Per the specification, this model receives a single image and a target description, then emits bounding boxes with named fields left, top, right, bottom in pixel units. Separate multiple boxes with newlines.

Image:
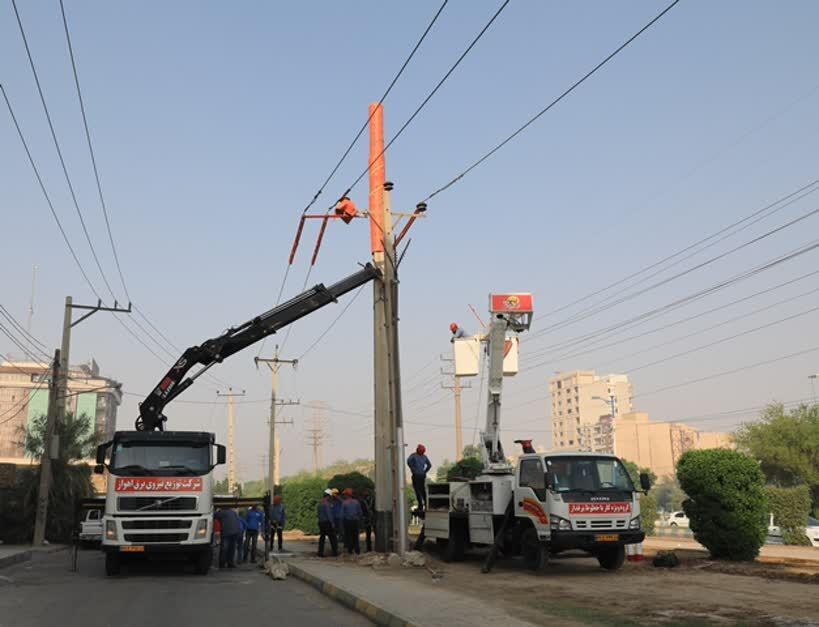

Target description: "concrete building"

left=549, top=370, right=633, bottom=451
left=0, top=359, right=121, bottom=463
left=612, top=411, right=732, bottom=478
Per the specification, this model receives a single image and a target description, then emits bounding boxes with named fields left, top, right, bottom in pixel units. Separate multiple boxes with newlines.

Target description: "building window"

left=567, top=408, right=572, bottom=414
left=556, top=381, right=562, bottom=389
left=569, top=440, right=574, bottom=446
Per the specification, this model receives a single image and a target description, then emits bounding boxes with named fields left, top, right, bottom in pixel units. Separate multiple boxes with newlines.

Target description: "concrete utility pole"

left=305, top=405, right=327, bottom=474
left=32, top=350, right=59, bottom=546
left=441, top=356, right=471, bottom=461
left=217, top=388, right=245, bottom=494
left=254, top=351, right=298, bottom=493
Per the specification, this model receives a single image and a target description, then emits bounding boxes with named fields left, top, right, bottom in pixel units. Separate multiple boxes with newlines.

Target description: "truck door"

left=515, top=458, right=550, bottom=534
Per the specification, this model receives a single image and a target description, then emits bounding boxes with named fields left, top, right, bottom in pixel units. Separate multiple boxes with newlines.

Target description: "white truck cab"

left=96, top=430, right=225, bottom=576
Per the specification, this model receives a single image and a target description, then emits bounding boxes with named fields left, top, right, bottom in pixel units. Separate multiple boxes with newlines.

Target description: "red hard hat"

left=273, top=495, right=282, bottom=504
left=449, top=323, right=458, bottom=333
left=342, top=488, right=353, bottom=497
left=417, top=444, right=426, bottom=455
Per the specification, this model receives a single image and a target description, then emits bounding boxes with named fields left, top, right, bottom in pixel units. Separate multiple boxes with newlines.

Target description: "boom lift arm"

left=135, top=264, right=380, bottom=431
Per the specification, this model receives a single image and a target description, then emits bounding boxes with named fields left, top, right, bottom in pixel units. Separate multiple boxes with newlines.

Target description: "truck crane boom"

left=135, top=263, right=380, bottom=431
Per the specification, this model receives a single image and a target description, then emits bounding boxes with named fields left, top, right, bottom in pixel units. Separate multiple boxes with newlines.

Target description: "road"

left=0, top=549, right=370, bottom=627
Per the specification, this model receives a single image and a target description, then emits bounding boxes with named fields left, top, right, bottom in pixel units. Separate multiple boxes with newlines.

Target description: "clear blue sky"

left=2, top=1, right=818, bottom=479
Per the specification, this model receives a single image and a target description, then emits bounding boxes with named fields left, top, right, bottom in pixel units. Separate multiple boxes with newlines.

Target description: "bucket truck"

left=422, top=294, right=650, bottom=572
left=94, top=264, right=379, bottom=575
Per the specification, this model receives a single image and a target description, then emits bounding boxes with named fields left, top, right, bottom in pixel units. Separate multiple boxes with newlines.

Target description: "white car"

left=767, top=514, right=819, bottom=547
left=804, top=516, right=819, bottom=548
left=79, top=509, right=103, bottom=545
left=668, top=511, right=690, bottom=528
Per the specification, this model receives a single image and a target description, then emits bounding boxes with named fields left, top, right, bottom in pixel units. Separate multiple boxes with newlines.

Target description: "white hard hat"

left=324, top=488, right=333, bottom=496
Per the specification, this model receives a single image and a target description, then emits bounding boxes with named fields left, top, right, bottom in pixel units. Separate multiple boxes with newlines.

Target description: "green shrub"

left=765, top=485, right=811, bottom=546
left=639, top=492, right=658, bottom=536
left=280, top=475, right=327, bottom=535
left=677, top=449, right=767, bottom=561
left=446, top=457, right=483, bottom=482
left=327, top=471, right=374, bottom=497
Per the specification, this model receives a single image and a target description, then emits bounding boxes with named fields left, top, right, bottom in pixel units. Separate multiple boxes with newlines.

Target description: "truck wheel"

left=194, top=548, right=212, bottom=575
left=597, top=546, right=626, bottom=571
left=522, top=528, right=548, bottom=573
left=443, top=525, right=466, bottom=562
left=105, top=552, right=120, bottom=576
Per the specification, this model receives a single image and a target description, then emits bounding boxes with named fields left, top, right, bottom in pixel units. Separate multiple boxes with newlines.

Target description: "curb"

left=0, top=545, right=68, bottom=570
left=287, top=561, right=416, bottom=627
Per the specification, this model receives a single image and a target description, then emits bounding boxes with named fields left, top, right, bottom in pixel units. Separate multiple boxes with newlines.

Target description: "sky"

left=2, top=1, right=819, bottom=482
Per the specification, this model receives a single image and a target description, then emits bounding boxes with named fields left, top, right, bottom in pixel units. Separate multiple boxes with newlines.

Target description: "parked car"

left=804, top=516, right=819, bottom=548
left=79, top=509, right=103, bottom=545
left=668, top=511, right=689, bottom=528
left=767, top=513, right=819, bottom=547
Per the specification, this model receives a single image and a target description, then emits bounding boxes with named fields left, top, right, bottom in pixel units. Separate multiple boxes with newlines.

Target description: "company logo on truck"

left=521, top=497, right=549, bottom=524
left=115, top=477, right=203, bottom=492
left=568, top=502, right=631, bottom=515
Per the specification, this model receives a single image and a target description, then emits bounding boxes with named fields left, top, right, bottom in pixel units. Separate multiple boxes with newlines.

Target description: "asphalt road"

left=0, top=549, right=370, bottom=627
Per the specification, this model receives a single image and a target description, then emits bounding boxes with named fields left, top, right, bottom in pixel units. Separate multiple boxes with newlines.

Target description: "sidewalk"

left=285, top=554, right=534, bottom=627
left=644, top=536, right=819, bottom=564
left=0, top=544, right=67, bottom=570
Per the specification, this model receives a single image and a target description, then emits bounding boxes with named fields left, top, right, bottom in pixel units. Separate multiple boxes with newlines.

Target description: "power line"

left=297, top=285, right=366, bottom=361
left=11, top=0, right=118, bottom=301
left=58, top=0, right=129, bottom=302
left=420, top=0, right=682, bottom=203
left=535, top=178, right=819, bottom=324
left=0, top=305, right=49, bottom=353
left=342, top=0, right=511, bottom=197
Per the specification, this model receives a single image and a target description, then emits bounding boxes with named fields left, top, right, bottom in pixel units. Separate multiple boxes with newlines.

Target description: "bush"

left=639, top=492, right=658, bottom=536
left=327, top=471, right=374, bottom=497
left=280, top=475, right=327, bottom=535
left=677, top=449, right=767, bottom=561
left=446, top=457, right=483, bottom=482
left=765, top=485, right=812, bottom=546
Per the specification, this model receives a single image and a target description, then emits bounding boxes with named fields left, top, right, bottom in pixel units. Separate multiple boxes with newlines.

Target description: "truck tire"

left=443, top=524, right=466, bottom=562
left=105, top=552, right=120, bottom=576
left=522, top=527, right=548, bottom=573
left=597, top=546, right=626, bottom=571
left=194, top=548, right=212, bottom=575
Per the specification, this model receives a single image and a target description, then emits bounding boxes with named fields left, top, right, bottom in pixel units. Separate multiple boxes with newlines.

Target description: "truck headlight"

left=105, top=520, right=117, bottom=540
left=629, top=516, right=641, bottom=530
left=550, top=516, right=571, bottom=531
left=195, top=519, right=208, bottom=539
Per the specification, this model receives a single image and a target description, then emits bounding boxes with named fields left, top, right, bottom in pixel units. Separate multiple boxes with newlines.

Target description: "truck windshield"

left=544, top=456, right=635, bottom=492
left=110, top=443, right=210, bottom=476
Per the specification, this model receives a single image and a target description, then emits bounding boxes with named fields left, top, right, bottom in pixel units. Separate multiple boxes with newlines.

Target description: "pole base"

left=374, top=510, right=394, bottom=553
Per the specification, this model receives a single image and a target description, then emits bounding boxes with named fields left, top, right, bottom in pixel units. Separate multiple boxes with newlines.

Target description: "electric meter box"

left=502, top=337, right=519, bottom=375
left=453, top=336, right=481, bottom=376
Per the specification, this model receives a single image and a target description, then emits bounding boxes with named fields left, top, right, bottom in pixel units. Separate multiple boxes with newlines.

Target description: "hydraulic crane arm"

left=136, top=264, right=380, bottom=431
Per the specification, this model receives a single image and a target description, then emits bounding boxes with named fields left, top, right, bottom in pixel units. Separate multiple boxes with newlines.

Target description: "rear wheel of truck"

left=597, top=546, right=626, bottom=571
left=104, top=552, right=120, bottom=576
left=443, top=524, right=466, bottom=562
left=522, top=527, right=548, bottom=573
left=194, top=548, right=212, bottom=575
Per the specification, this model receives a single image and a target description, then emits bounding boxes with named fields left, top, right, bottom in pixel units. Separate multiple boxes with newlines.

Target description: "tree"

left=677, top=449, right=767, bottom=561
left=735, top=403, right=819, bottom=515
left=446, top=457, right=483, bottom=482
left=461, top=444, right=481, bottom=459
left=653, top=476, right=686, bottom=512
left=17, top=413, right=98, bottom=542
left=435, top=459, right=454, bottom=482
left=327, top=471, right=374, bottom=496
left=280, top=475, right=326, bottom=535
left=620, top=459, right=657, bottom=488
left=620, top=458, right=658, bottom=534
left=765, top=485, right=812, bottom=546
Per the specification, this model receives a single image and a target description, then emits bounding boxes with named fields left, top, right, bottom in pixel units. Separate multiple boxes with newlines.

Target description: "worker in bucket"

left=341, top=488, right=363, bottom=555
left=449, top=322, right=467, bottom=342
left=317, top=488, right=339, bottom=557
left=407, top=444, right=432, bottom=512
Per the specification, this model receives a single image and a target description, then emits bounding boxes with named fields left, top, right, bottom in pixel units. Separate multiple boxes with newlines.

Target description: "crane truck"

left=94, top=264, right=379, bottom=575
left=422, top=293, right=651, bottom=573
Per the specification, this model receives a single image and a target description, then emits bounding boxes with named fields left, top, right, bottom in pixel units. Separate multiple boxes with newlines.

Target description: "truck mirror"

left=94, top=464, right=105, bottom=474
left=545, top=470, right=554, bottom=491
left=216, top=444, right=227, bottom=465
left=95, top=444, right=106, bottom=465
left=639, top=472, right=652, bottom=492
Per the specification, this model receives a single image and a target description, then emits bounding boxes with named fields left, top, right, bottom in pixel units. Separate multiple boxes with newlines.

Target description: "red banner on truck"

left=114, top=477, right=203, bottom=492
left=568, top=502, right=631, bottom=516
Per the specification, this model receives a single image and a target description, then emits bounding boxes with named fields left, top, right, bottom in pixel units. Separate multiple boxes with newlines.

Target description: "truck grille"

left=121, top=520, right=193, bottom=530
left=123, top=533, right=189, bottom=543
left=117, top=497, right=197, bottom=511
left=575, top=519, right=627, bottom=529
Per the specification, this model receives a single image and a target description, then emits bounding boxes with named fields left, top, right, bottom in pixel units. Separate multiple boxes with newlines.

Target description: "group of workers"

left=317, top=487, right=375, bottom=557
left=213, top=496, right=286, bottom=569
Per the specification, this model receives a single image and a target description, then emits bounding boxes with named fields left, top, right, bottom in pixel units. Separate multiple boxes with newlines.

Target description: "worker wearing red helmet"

left=340, top=488, right=363, bottom=555
left=407, top=444, right=432, bottom=512
left=449, top=322, right=466, bottom=342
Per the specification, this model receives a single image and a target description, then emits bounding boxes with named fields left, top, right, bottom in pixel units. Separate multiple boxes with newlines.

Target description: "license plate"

left=120, top=545, right=145, bottom=553
left=594, top=534, right=619, bottom=542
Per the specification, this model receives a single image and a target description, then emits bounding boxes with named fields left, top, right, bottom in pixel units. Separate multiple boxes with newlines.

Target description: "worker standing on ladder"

left=407, top=444, right=432, bottom=512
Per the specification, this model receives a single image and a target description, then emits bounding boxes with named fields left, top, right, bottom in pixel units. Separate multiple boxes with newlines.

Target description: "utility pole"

left=26, top=264, right=37, bottom=335
left=32, top=350, right=59, bottom=546
left=305, top=405, right=327, bottom=474
left=254, top=350, right=298, bottom=493
left=217, top=388, right=245, bottom=495
left=57, top=297, right=131, bottom=451
left=441, top=355, right=471, bottom=461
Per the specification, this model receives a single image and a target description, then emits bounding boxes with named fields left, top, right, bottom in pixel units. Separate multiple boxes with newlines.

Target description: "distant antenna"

left=26, top=265, right=38, bottom=334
